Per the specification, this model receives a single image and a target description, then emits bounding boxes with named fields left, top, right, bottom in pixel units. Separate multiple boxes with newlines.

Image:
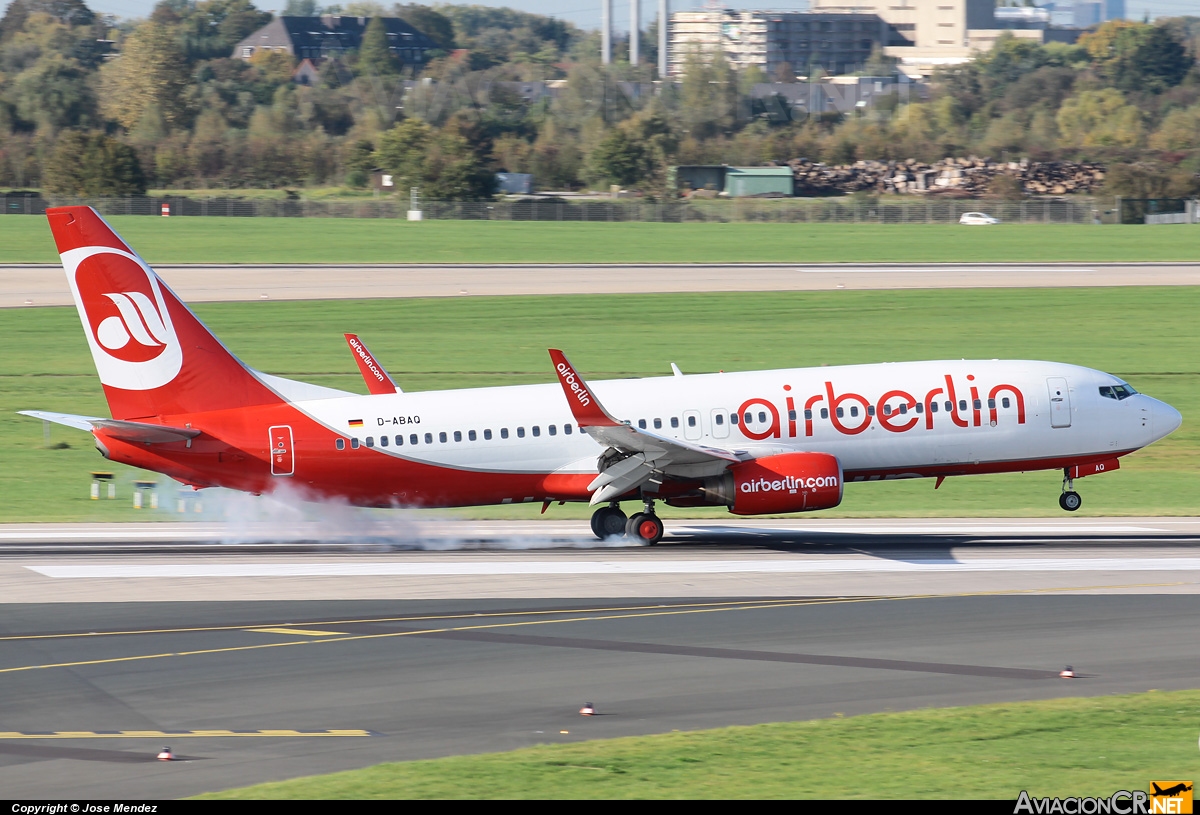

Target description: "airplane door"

left=269, top=425, right=294, bottom=476
left=1047, top=378, right=1071, bottom=428
left=683, top=410, right=702, bottom=440
left=711, top=408, right=729, bottom=439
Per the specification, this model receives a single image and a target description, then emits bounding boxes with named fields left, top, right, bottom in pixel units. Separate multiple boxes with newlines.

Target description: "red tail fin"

left=47, top=206, right=283, bottom=420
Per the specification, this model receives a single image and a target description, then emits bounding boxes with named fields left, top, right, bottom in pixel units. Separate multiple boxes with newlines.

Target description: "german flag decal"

left=348, top=418, right=364, bottom=428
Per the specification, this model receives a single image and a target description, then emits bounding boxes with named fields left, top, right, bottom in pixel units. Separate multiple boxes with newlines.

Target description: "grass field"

left=2, top=287, right=1196, bottom=523
left=197, top=689, right=1200, bottom=799
left=3, top=217, right=1200, bottom=264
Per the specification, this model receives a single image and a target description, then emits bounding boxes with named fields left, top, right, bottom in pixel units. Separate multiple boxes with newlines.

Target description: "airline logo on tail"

left=62, top=246, right=182, bottom=390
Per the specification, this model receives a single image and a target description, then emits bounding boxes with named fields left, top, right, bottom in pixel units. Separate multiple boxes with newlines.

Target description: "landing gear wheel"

left=590, top=506, right=627, bottom=539
left=1059, top=491, right=1082, bottom=512
left=625, top=512, right=664, bottom=545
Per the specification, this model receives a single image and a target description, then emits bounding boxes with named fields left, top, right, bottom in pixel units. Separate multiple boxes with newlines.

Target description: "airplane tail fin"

left=46, top=206, right=284, bottom=420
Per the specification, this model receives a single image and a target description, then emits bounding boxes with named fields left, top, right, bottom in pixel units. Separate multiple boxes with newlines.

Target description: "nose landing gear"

left=1059, top=469, right=1082, bottom=512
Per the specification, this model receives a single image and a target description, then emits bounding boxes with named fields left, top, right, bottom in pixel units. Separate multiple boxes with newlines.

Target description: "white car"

left=959, top=212, right=1000, bottom=225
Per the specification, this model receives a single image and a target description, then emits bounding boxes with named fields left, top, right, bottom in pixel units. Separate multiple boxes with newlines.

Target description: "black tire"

left=626, top=512, right=664, bottom=545
left=591, top=506, right=627, bottom=539
left=1060, top=491, right=1082, bottom=512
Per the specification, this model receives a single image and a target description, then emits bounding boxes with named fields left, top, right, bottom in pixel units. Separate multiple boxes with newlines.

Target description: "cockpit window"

left=1099, top=384, right=1138, bottom=401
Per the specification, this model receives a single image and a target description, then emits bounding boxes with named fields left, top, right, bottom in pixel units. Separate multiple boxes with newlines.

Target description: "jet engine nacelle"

left=702, top=452, right=843, bottom=515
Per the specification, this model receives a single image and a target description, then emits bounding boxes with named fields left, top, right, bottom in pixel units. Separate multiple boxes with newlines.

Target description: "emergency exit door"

left=1047, top=378, right=1072, bottom=428
left=269, top=425, right=294, bottom=476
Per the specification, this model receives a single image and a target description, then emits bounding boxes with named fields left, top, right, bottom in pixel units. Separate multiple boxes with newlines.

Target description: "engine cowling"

left=701, top=452, right=843, bottom=516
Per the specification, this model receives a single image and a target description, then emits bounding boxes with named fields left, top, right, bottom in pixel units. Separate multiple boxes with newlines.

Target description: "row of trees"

left=0, top=0, right=1198, bottom=199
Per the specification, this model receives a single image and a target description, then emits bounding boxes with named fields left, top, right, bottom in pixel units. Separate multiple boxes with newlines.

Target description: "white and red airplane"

left=22, top=207, right=1183, bottom=543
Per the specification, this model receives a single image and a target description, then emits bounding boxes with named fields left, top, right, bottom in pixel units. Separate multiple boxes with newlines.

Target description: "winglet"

left=344, top=334, right=402, bottom=395
left=549, top=349, right=619, bottom=428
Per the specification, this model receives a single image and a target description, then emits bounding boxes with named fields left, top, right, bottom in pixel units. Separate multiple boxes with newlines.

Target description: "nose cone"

left=1154, top=399, right=1183, bottom=440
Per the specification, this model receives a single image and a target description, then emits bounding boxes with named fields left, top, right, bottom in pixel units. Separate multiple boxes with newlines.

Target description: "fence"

left=2, top=194, right=1120, bottom=224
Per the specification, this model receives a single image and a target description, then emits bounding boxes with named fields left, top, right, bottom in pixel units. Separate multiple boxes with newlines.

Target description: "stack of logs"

left=785, top=157, right=1105, bottom=197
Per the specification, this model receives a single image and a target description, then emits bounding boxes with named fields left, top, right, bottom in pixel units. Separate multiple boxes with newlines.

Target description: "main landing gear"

left=590, top=500, right=664, bottom=545
left=1059, top=468, right=1082, bottom=512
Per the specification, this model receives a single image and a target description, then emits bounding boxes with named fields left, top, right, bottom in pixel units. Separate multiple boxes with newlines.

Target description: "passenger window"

left=850, top=406, right=858, bottom=418
left=987, top=398, right=996, bottom=409
left=395, top=435, right=403, bottom=446
left=867, top=405, right=875, bottom=416
left=899, top=404, right=907, bottom=415
left=915, top=403, right=923, bottom=414
left=758, top=411, right=767, bottom=423
left=959, top=400, right=967, bottom=411
left=410, top=434, right=418, bottom=445
left=336, top=438, right=345, bottom=450
left=944, top=401, right=953, bottom=412
left=883, top=405, right=891, bottom=416
left=424, top=433, right=433, bottom=444
left=564, top=424, right=572, bottom=434
left=729, top=414, right=738, bottom=425
left=517, top=427, right=525, bottom=438
left=548, top=425, right=556, bottom=436
left=453, top=431, right=462, bottom=442
left=930, top=402, right=938, bottom=413
left=687, top=415, right=696, bottom=427
left=484, top=429, right=492, bottom=440
left=469, top=430, right=477, bottom=441
left=787, top=410, right=796, bottom=421
left=351, top=438, right=360, bottom=449
left=653, top=418, right=662, bottom=429
left=820, top=408, right=829, bottom=419
left=671, top=417, right=680, bottom=428
left=804, top=409, right=812, bottom=420
left=637, top=419, right=646, bottom=429
left=1002, top=397, right=1011, bottom=408
left=365, top=437, right=374, bottom=447
left=379, top=436, right=388, bottom=447
left=532, top=426, right=540, bottom=437
left=836, top=407, right=844, bottom=418
left=501, top=428, right=509, bottom=439
left=439, top=432, right=447, bottom=443
left=973, top=399, right=982, bottom=410
left=744, top=412, right=752, bottom=424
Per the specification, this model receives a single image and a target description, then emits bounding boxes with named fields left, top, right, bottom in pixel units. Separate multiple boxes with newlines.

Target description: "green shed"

left=724, top=167, right=794, bottom=198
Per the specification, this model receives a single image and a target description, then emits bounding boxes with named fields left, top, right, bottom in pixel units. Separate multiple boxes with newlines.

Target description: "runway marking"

left=0, top=597, right=845, bottom=643
left=26, top=557, right=1200, bottom=578
left=0, top=585, right=1171, bottom=678
left=0, top=730, right=378, bottom=739
left=247, top=628, right=348, bottom=637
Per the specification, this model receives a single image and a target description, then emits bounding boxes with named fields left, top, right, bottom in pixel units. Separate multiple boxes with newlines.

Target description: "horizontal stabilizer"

left=19, top=410, right=200, bottom=444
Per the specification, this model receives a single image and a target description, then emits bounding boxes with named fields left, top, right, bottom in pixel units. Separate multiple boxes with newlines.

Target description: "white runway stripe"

left=26, top=558, right=1200, bottom=579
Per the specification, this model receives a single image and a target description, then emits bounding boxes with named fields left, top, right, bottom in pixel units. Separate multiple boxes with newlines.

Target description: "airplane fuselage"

left=96, top=359, right=1175, bottom=509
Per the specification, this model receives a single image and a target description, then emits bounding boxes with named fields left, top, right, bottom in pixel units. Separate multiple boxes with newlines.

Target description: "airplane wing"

left=344, top=334, right=402, bottom=395
left=19, top=411, right=201, bottom=444
left=548, top=350, right=742, bottom=504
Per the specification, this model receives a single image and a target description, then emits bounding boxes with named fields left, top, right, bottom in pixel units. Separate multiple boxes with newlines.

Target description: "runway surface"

left=4, top=262, right=1200, bottom=307
left=2, top=520, right=1198, bottom=797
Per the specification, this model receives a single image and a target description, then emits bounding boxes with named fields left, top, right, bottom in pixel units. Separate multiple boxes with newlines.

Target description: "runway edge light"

left=1060, top=666, right=1076, bottom=679
left=157, top=746, right=174, bottom=761
left=580, top=702, right=596, bottom=716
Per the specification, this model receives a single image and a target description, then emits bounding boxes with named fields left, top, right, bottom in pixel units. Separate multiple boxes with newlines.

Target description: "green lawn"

left=197, top=689, right=1200, bottom=799
left=3, top=287, right=1196, bottom=523
left=2, top=217, right=1199, bottom=264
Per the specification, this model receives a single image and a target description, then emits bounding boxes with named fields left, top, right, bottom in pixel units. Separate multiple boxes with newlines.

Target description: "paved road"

left=2, top=518, right=1200, bottom=601
left=0, top=592, right=1197, bottom=798
left=4, top=262, right=1200, bottom=307
left=3, top=523, right=1198, bottom=797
